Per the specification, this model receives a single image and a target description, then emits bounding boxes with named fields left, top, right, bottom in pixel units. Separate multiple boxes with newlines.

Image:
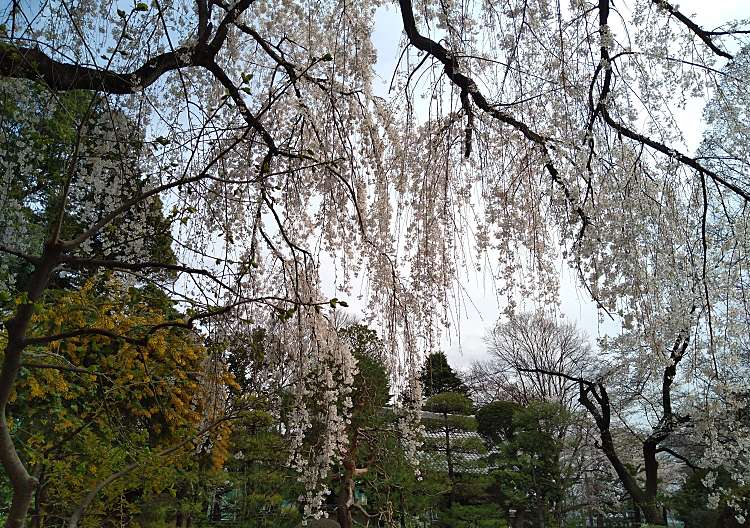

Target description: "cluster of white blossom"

left=283, top=307, right=358, bottom=519
left=395, top=374, right=425, bottom=476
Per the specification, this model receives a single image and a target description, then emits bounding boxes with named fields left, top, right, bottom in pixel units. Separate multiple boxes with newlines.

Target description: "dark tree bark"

left=1, top=243, right=63, bottom=528
left=442, top=411, right=455, bottom=508
left=335, top=459, right=354, bottom=528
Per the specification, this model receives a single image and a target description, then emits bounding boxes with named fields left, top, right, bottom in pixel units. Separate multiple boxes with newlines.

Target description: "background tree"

left=0, top=276, right=229, bottom=527
left=469, top=311, right=590, bottom=408
left=221, top=407, right=302, bottom=528
left=420, top=352, right=469, bottom=398
left=472, top=313, right=603, bottom=523
left=203, top=325, right=302, bottom=528
left=476, top=401, right=570, bottom=528
left=421, top=392, right=477, bottom=508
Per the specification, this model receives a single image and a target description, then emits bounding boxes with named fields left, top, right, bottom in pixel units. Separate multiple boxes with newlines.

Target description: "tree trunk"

left=1, top=243, right=62, bottom=528
left=640, top=503, right=665, bottom=526
left=399, top=489, right=406, bottom=528
left=443, top=412, right=454, bottom=508
left=533, top=500, right=546, bottom=528
left=336, top=461, right=354, bottom=528
left=596, top=420, right=664, bottom=526
left=175, top=512, right=191, bottom=528
left=641, top=442, right=666, bottom=526
left=631, top=500, right=642, bottom=527
left=31, top=470, right=45, bottom=528
left=210, top=490, right=222, bottom=522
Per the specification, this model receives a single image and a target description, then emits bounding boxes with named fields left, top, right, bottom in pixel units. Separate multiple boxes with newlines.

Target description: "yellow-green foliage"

left=5, top=276, right=228, bottom=526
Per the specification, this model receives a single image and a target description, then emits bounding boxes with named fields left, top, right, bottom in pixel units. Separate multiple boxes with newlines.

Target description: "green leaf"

left=242, top=72, right=254, bottom=83
left=241, top=86, right=252, bottom=95
left=117, top=8, right=127, bottom=18
left=155, top=136, right=170, bottom=146
left=135, top=2, right=149, bottom=11
left=321, top=52, right=333, bottom=61
left=338, top=300, right=349, bottom=307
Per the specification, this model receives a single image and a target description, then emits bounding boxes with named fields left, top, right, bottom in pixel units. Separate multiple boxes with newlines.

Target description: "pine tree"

left=419, top=352, right=468, bottom=398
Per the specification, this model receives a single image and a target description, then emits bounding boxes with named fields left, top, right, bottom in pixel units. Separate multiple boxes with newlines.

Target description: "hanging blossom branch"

left=592, top=0, right=750, bottom=203
left=397, top=0, right=591, bottom=233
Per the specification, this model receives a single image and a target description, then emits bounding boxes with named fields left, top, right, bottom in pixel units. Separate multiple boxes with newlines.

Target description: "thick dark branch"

left=652, top=0, right=733, bottom=59
left=21, top=362, right=93, bottom=374
left=196, top=0, right=212, bottom=42
left=231, top=20, right=302, bottom=98
left=213, top=0, right=297, bottom=87
left=24, top=328, right=145, bottom=347
left=460, top=88, right=474, bottom=158
left=0, top=245, right=40, bottom=265
left=209, top=0, right=254, bottom=53
left=0, top=242, right=63, bottom=527
left=398, top=0, right=544, bottom=143
left=398, top=0, right=590, bottom=230
left=518, top=367, right=606, bottom=426
left=705, top=30, right=750, bottom=36
left=23, top=295, right=331, bottom=347
left=0, top=44, right=213, bottom=93
left=204, top=60, right=277, bottom=152
left=601, top=109, right=750, bottom=202
left=662, top=333, right=690, bottom=421
left=592, top=0, right=749, bottom=206
left=517, top=367, right=592, bottom=387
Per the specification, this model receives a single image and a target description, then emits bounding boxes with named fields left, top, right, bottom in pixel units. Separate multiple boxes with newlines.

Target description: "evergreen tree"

left=419, top=352, right=469, bottom=398
left=476, top=401, right=570, bottom=528
left=422, top=392, right=479, bottom=508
